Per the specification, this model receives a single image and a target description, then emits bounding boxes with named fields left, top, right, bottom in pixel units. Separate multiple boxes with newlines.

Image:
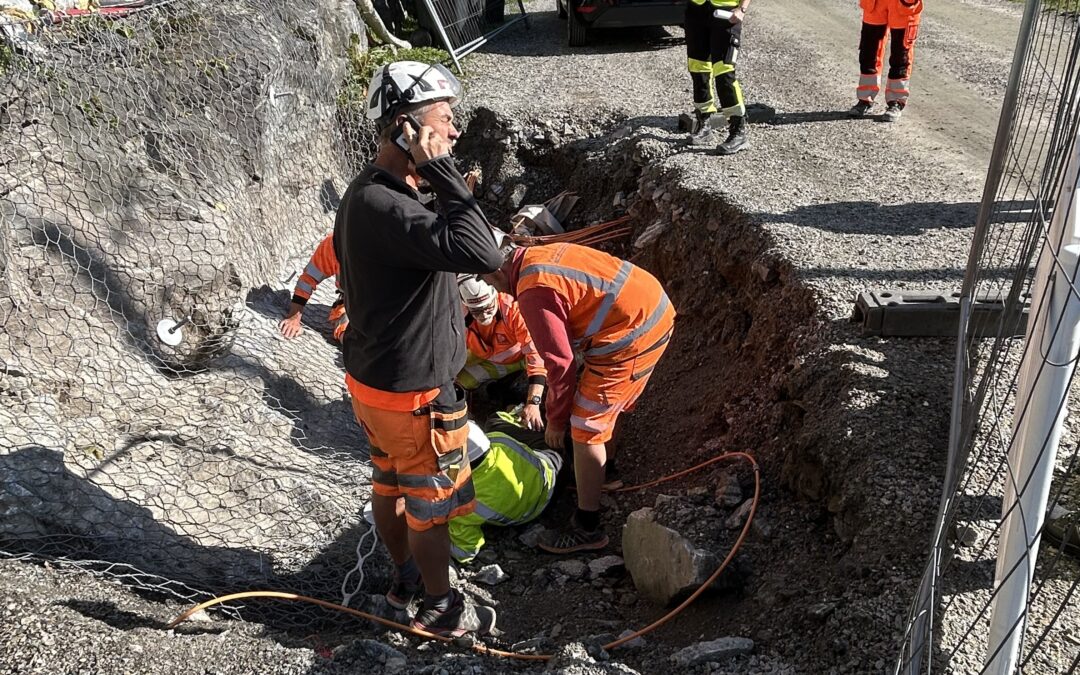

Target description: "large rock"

left=671, top=637, right=755, bottom=666
left=622, top=507, right=720, bottom=606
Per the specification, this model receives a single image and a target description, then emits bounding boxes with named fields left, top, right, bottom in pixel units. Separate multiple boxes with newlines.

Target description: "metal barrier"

left=895, top=1, right=1080, bottom=673
left=418, top=0, right=528, bottom=72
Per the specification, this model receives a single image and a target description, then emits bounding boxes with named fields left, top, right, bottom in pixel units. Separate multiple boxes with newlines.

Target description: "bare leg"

left=408, top=524, right=451, bottom=596
left=573, top=440, right=607, bottom=512
left=372, top=494, right=410, bottom=564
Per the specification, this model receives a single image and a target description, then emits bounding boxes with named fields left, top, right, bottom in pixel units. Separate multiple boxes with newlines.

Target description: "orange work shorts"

left=570, top=328, right=673, bottom=445
left=861, top=0, right=922, bottom=31
left=348, top=377, right=475, bottom=532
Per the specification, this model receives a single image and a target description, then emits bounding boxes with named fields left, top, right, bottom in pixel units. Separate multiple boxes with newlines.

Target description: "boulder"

left=622, top=507, right=720, bottom=605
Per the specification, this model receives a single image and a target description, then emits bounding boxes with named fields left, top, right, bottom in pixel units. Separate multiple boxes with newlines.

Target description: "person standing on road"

left=335, top=61, right=503, bottom=638
left=685, top=0, right=751, bottom=155
left=848, top=0, right=923, bottom=122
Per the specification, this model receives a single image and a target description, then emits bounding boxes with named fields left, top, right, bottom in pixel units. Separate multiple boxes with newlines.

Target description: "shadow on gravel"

left=479, top=9, right=683, bottom=57
left=755, top=200, right=1033, bottom=235
left=60, top=599, right=223, bottom=634
left=767, top=110, right=869, bottom=125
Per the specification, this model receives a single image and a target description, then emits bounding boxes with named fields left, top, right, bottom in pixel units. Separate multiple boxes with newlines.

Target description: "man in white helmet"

left=334, top=61, right=502, bottom=637
left=456, top=275, right=547, bottom=432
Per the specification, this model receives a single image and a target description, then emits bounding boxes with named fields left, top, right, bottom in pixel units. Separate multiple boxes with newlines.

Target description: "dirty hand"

left=521, top=403, right=545, bottom=431
left=545, top=423, right=566, bottom=450
left=730, top=7, right=745, bottom=23
left=405, top=122, right=453, bottom=165
left=278, top=314, right=303, bottom=339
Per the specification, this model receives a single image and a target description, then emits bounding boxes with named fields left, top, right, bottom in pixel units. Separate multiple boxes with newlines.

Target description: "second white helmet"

left=366, top=61, right=462, bottom=127
left=458, top=275, right=499, bottom=325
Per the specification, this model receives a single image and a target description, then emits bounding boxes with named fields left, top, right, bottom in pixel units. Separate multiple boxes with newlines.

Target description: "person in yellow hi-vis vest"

left=685, top=0, right=751, bottom=155
left=449, top=412, right=564, bottom=564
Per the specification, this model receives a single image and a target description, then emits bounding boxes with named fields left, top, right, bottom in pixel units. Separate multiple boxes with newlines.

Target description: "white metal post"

left=985, top=132, right=1080, bottom=674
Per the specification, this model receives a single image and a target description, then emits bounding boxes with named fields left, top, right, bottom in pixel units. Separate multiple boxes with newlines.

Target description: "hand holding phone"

left=393, top=114, right=423, bottom=154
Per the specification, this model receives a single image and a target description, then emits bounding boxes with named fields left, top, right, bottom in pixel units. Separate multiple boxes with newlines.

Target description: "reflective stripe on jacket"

left=515, top=243, right=673, bottom=365
left=449, top=420, right=557, bottom=563
left=292, top=233, right=340, bottom=305
left=465, top=293, right=547, bottom=379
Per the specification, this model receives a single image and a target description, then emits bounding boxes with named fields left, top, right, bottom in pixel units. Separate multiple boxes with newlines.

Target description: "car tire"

left=557, top=0, right=567, bottom=19
left=567, top=3, right=588, bottom=46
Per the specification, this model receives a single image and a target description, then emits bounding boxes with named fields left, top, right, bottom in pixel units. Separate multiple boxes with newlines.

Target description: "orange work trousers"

left=348, top=377, right=475, bottom=532
left=569, top=323, right=674, bottom=446
left=857, top=0, right=922, bottom=107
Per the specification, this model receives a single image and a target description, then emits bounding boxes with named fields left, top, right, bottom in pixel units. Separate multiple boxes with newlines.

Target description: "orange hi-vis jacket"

left=465, top=293, right=547, bottom=381
left=291, top=234, right=340, bottom=305
left=515, top=243, right=673, bottom=365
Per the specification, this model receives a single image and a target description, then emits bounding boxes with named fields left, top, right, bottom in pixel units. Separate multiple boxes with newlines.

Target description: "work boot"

left=715, top=117, right=749, bottom=156
left=537, top=518, right=609, bottom=554
left=411, top=589, right=498, bottom=637
left=385, top=573, right=423, bottom=610
left=847, top=99, right=872, bottom=118
left=881, top=101, right=903, bottom=123
left=689, top=113, right=721, bottom=146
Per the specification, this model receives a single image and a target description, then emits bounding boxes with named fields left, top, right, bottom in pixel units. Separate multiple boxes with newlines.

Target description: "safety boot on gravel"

left=716, top=117, right=749, bottom=156
left=689, top=113, right=722, bottom=146
left=537, top=520, right=609, bottom=554
left=881, top=102, right=903, bottom=123
left=411, top=589, right=497, bottom=638
left=385, top=574, right=423, bottom=610
left=847, top=100, right=873, bottom=118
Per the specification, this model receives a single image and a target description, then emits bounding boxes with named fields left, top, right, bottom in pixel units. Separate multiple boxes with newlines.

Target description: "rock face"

left=0, top=0, right=377, bottom=602
left=622, top=507, right=720, bottom=606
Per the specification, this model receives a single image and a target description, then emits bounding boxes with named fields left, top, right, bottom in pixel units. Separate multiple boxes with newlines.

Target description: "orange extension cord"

left=167, top=452, right=760, bottom=662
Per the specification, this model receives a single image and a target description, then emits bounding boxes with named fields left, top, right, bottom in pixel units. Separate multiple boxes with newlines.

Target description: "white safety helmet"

left=458, top=275, right=499, bottom=325
left=366, top=61, right=462, bottom=128
left=466, top=420, right=491, bottom=465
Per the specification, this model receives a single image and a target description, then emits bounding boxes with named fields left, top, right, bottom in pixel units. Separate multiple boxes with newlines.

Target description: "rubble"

left=552, top=559, right=589, bottom=580
left=670, top=637, right=755, bottom=666
left=588, top=555, right=625, bottom=580
left=473, top=564, right=509, bottom=586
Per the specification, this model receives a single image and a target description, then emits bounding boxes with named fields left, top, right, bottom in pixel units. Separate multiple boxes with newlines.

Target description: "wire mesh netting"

left=0, top=0, right=389, bottom=626
left=897, top=1, right=1080, bottom=672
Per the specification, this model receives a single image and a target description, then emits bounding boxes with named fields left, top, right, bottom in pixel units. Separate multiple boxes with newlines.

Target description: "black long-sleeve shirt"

left=334, top=155, right=503, bottom=393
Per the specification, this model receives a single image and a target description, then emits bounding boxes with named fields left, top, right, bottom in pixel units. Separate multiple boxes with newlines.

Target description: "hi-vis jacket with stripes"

left=449, top=413, right=558, bottom=563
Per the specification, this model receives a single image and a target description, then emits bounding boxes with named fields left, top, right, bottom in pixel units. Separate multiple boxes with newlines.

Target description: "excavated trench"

left=397, top=108, right=865, bottom=670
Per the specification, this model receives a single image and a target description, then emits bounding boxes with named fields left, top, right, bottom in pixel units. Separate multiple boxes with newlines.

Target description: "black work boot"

left=716, top=116, right=749, bottom=156
left=847, top=99, right=873, bottom=118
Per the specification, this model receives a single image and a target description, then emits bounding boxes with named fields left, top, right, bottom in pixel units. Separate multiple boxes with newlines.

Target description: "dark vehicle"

left=557, top=0, right=684, bottom=47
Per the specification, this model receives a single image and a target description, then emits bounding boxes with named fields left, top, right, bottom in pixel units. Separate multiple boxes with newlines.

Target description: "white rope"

left=340, top=524, right=380, bottom=608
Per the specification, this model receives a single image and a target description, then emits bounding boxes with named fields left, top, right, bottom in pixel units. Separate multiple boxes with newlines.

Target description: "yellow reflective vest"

left=449, top=414, right=557, bottom=563
left=689, top=0, right=740, bottom=7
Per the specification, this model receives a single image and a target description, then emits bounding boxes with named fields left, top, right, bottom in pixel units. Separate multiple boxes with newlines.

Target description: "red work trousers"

left=856, top=0, right=922, bottom=107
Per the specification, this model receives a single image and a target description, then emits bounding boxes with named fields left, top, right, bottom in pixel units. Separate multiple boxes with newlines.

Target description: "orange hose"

left=167, top=452, right=759, bottom=662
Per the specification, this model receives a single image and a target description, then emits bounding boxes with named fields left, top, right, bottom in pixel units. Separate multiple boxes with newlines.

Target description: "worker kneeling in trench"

left=456, top=275, right=547, bottom=432
left=449, top=411, right=564, bottom=564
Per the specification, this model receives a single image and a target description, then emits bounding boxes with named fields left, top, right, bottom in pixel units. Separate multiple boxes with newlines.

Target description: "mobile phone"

left=392, top=114, right=424, bottom=155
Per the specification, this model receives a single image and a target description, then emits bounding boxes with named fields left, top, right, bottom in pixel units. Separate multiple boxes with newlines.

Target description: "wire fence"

left=0, top=0, right=388, bottom=628
left=897, top=1, right=1080, bottom=672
